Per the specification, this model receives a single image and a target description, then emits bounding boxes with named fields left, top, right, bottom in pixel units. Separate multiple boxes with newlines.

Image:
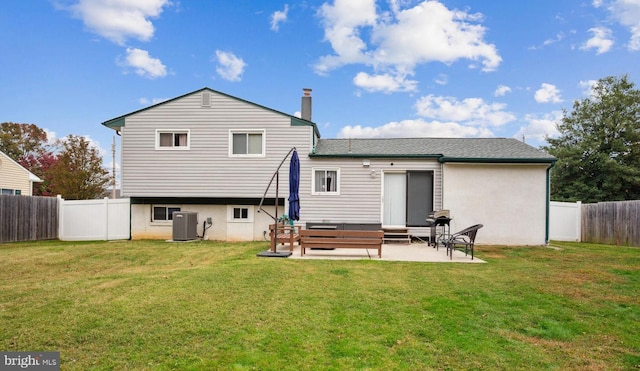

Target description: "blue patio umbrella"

left=288, top=150, right=300, bottom=221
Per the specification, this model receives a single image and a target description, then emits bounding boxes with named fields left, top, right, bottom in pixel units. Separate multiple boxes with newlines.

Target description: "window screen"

left=232, top=132, right=263, bottom=155
left=314, top=170, right=338, bottom=193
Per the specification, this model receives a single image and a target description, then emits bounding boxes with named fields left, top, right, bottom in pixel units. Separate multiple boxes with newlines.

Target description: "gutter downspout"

left=545, top=162, right=555, bottom=245
left=440, top=161, right=445, bottom=211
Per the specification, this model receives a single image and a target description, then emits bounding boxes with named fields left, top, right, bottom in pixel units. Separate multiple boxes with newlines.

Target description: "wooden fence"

left=582, top=200, right=640, bottom=247
left=0, top=195, right=59, bottom=243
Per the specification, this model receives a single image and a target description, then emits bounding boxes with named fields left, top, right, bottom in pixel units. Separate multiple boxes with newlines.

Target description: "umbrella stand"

left=257, top=147, right=297, bottom=258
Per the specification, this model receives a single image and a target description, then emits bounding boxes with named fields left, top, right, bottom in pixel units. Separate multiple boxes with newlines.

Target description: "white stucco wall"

left=131, top=204, right=275, bottom=241
left=442, top=163, right=550, bottom=245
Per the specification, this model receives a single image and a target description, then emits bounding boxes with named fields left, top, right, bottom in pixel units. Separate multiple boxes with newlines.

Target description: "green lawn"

left=0, top=240, right=638, bottom=370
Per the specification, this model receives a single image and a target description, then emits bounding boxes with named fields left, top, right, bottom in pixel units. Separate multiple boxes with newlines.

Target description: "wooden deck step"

left=383, top=232, right=411, bottom=244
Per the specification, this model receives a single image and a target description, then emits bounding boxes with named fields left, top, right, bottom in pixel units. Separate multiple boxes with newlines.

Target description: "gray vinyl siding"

left=120, top=90, right=312, bottom=198
left=300, top=158, right=442, bottom=224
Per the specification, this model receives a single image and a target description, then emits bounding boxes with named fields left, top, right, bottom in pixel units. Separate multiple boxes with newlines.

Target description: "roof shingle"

left=312, top=138, right=556, bottom=163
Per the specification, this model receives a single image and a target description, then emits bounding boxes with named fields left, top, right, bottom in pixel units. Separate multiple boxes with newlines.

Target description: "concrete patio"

left=272, top=242, right=486, bottom=263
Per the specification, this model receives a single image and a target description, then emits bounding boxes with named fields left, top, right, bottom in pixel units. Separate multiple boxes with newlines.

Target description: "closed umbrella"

left=288, top=150, right=300, bottom=221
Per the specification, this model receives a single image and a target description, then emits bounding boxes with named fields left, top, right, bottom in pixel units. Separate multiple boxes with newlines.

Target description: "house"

left=0, top=150, right=43, bottom=196
left=306, top=138, right=556, bottom=245
left=102, top=87, right=556, bottom=245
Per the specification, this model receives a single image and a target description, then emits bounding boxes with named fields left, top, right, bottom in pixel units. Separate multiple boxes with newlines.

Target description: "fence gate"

left=549, top=201, right=582, bottom=241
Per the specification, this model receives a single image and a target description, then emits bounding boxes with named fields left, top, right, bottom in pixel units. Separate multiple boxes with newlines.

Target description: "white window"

left=156, top=130, right=190, bottom=150
left=227, top=205, right=254, bottom=222
left=229, top=130, right=265, bottom=157
left=234, top=207, right=248, bottom=220
left=1, top=188, right=20, bottom=195
left=152, top=206, right=181, bottom=222
left=312, top=168, right=340, bottom=195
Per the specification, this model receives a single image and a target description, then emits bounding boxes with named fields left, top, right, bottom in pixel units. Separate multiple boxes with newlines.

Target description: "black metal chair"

left=445, top=224, right=483, bottom=260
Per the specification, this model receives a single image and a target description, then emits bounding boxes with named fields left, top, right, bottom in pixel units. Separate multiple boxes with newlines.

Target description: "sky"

left=1, top=0, right=639, bottom=172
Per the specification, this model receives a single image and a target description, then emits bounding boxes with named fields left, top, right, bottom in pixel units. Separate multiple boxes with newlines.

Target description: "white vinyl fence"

left=59, top=197, right=130, bottom=241
left=549, top=201, right=582, bottom=242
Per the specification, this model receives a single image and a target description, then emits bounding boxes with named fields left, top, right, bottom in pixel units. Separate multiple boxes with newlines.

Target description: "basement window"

left=227, top=205, right=254, bottom=222
left=152, top=206, right=181, bottom=221
left=234, top=207, right=248, bottom=219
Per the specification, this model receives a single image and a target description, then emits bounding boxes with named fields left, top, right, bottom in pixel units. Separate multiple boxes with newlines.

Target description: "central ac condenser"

left=172, top=211, right=198, bottom=241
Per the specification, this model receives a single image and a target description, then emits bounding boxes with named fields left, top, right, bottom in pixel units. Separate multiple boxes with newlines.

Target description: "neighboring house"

left=0, top=150, right=43, bottom=196
left=102, top=87, right=556, bottom=245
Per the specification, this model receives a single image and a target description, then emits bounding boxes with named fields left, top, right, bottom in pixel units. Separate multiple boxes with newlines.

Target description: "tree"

left=49, top=135, right=110, bottom=200
left=0, top=122, right=58, bottom=195
left=0, top=122, right=49, bottom=163
left=19, top=151, right=59, bottom=196
left=544, top=75, right=640, bottom=202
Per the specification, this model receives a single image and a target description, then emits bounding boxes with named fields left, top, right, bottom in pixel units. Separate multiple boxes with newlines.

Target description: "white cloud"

left=370, top=1, right=501, bottom=71
left=534, top=83, right=563, bottom=103
left=65, top=0, right=171, bottom=45
left=514, top=111, right=563, bottom=143
left=579, top=80, right=598, bottom=96
left=120, top=48, right=167, bottom=79
left=337, top=119, right=494, bottom=138
left=270, top=4, right=289, bottom=31
left=315, top=0, right=501, bottom=92
left=528, top=32, right=565, bottom=51
left=543, top=32, right=565, bottom=46
left=315, top=0, right=377, bottom=74
left=214, top=50, right=247, bottom=82
left=414, top=95, right=516, bottom=126
left=353, top=71, right=418, bottom=93
left=580, top=27, right=614, bottom=54
left=139, top=97, right=168, bottom=105
left=494, top=84, right=512, bottom=97
left=601, top=0, right=640, bottom=51
left=434, top=74, right=448, bottom=85
left=43, top=128, right=58, bottom=146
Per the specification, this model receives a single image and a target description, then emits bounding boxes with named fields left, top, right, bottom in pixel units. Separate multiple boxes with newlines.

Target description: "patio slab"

left=274, top=242, right=485, bottom=263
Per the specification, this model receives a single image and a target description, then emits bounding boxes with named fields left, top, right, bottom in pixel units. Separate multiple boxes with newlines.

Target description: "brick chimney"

left=301, top=88, right=312, bottom=121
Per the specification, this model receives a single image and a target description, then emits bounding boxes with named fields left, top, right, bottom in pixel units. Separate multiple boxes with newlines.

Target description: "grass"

left=0, top=239, right=638, bottom=370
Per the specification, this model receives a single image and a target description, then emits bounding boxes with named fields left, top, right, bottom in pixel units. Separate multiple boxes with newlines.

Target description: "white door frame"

left=382, top=171, right=406, bottom=227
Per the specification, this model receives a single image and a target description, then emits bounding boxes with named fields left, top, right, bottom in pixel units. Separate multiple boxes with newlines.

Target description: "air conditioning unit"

left=172, top=211, right=198, bottom=241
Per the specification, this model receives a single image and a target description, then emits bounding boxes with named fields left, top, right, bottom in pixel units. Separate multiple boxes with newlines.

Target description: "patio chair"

left=445, top=224, right=483, bottom=260
left=269, top=223, right=300, bottom=252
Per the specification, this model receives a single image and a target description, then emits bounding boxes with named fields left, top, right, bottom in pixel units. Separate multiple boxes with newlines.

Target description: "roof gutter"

left=308, top=153, right=443, bottom=159
left=308, top=154, right=558, bottom=164
left=103, top=117, right=125, bottom=129
left=439, top=157, right=557, bottom=164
